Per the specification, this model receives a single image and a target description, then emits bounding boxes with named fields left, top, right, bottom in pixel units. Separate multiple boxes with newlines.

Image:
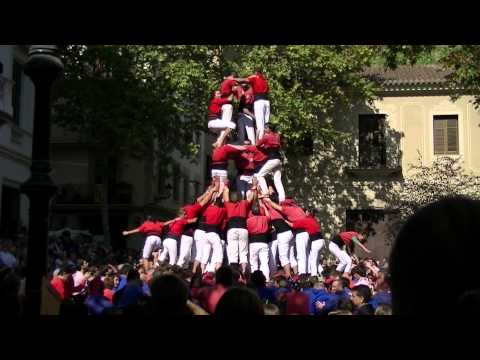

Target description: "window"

left=433, top=115, right=458, bottom=155
left=12, top=59, right=23, bottom=126
left=358, top=114, right=386, bottom=168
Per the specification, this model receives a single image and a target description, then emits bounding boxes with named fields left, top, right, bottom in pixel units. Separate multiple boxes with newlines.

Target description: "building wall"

left=0, top=45, right=35, bottom=234
left=285, top=93, right=480, bottom=260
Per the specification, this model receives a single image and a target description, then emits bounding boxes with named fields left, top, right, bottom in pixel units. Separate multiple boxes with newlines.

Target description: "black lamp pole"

left=21, top=45, right=64, bottom=316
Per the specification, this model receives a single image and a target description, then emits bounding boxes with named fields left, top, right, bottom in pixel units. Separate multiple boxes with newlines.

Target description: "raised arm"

left=353, top=237, right=371, bottom=254
left=233, top=77, right=249, bottom=83
left=259, top=201, right=270, bottom=219
left=122, top=228, right=140, bottom=236
left=223, top=184, right=230, bottom=203
left=198, top=186, right=216, bottom=207
left=264, top=197, right=283, bottom=212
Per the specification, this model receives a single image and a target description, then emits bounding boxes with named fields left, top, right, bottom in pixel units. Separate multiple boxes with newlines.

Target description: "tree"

left=52, top=45, right=438, bottom=244
left=388, top=156, right=480, bottom=240
left=53, top=45, right=223, bottom=244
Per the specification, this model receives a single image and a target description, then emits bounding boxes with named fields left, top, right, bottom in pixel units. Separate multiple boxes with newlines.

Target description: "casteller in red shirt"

left=247, top=214, right=270, bottom=236
left=245, top=145, right=267, bottom=166
left=167, top=218, right=189, bottom=238
left=211, top=145, right=244, bottom=165
left=338, top=231, right=361, bottom=247
left=234, top=149, right=256, bottom=174
left=279, top=200, right=306, bottom=223
left=247, top=72, right=269, bottom=95
left=138, top=220, right=163, bottom=236
left=291, top=215, right=321, bottom=236
left=203, top=204, right=226, bottom=227
left=220, top=78, right=238, bottom=97
left=225, top=200, right=250, bottom=219
left=208, top=96, right=232, bottom=120
left=256, top=132, right=281, bottom=151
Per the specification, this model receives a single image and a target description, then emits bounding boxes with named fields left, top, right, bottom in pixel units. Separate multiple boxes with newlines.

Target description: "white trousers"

left=193, top=229, right=206, bottom=262
left=142, top=235, right=162, bottom=259
left=208, top=118, right=236, bottom=133
left=295, top=232, right=310, bottom=275
left=226, top=228, right=249, bottom=264
left=176, top=235, right=193, bottom=267
left=277, top=230, right=294, bottom=267
left=221, top=104, right=233, bottom=123
left=203, top=232, right=223, bottom=265
left=249, top=242, right=270, bottom=281
left=269, top=238, right=278, bottom=274
left=256, top=159, right=285, bottom=202
left=254, top=99, right=270, bottom=139
left=328, top=242, right=353, bottom=273
left=308, top=239, right=325, bottom=276
left=161, top=238, right=178, bottom=266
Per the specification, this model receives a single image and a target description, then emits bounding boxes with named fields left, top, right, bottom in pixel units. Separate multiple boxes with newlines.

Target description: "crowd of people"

left=3, top=68, right=480, bottom=316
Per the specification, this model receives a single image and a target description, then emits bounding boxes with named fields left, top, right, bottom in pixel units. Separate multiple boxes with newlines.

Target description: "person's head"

left=224, top=70, right=236, bottom=79
left=264, top=303, right=280, bottom=315
left=127, top=269, right=140, bottom=283
left=276, top=276, right=288, bottom=289
left=375, top=304, right=392, bottom=315
left=264, top=123, right=277, bottom=134
left=103, top=276, right=115, bottom=290
left=229, top=191, right=240, bottom=203
left=243, top=139, right=251, bottom=146
left=215, top=266, right=234, bottom=288
left=215, top=287, right=265, bottom=316
left=351, top=265, right=367, bottom=279
left=177, top=208, right=186, bottom=218
left=250, top=270, right=267, bottom=288
left=213, top=90, right=221, bottom=98
left=145, top=215, right=153, bottom=222
left=357, top=233, right=367, bottom=244
left=251, top=202, right=261, bottom=216
left=150, top=274, right=189, bottom=315
left=390, top=197, right=480, bottom=315
left=329, top=270, right=341, bottom=282
left=336, top=297, right=354, bottom=313
left=351, top=285, right=372, bottom=308
left=331, top=279, right=344, bottom=293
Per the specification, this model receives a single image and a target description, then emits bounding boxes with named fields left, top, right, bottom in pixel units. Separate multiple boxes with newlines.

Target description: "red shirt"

left=241, top=87, right=255, bottom=105
left=138, top=221, right=164, bottom=235
left=203, top=204, right=226, bottom=226
left=220, top=78, right=237, bottom=97
left=168, top=218, right=189, bottom=237
left=245, top=145, right=267, bottom=165
left=224, top=200, right=250, bottom=219
left=285, top=292, right=310, bottom=315
left=247, top=73, right=269, bottom=94
left=247, top=215, right=270, bottom=235
left=50, top=277, right=65, bottom=300
left=208, top=97, right=231, bottom=119
left=264, top=202, right=285, bottom=221
left=257, top=132, right=281, bottom=151
left=103, top=288, right=114, bottom=303
left=234, top=150, right=256, bottom=172
left=291, top=215, right=321, bottom=235
left=183, top=202, right=203, bottom=219
left=232, top=85, right=244, bottom=101
left=212, top=145, right=243, bottom=164
left=339, top=231, right=360, bottom=246
left=206, top=285, right=227, bottom=314
left=279, top=202, right=306, bottom=222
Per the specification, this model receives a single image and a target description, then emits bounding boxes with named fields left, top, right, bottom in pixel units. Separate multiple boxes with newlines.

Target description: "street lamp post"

left=21, top=45, right=64, bottom=316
